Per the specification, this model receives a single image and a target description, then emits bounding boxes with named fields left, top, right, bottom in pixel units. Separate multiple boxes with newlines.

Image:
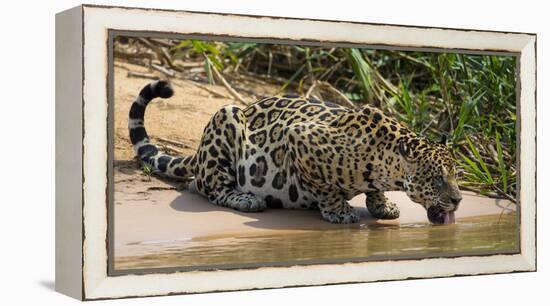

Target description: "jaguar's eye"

left=433, top=175, right=444, bottom=187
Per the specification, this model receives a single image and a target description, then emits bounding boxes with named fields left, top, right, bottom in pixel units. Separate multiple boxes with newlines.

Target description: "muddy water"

left=115, top=213, right=518, bottom=271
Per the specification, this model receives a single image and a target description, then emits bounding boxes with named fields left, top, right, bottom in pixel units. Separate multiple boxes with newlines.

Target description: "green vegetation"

left=141, top=163, right=154, bottom=181
left=116, top=37, right=517, bottom=201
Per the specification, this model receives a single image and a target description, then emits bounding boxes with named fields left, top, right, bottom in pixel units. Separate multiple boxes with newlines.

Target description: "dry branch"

left=114, top=50, right=153, bottom=60
left=173, top=61, right=204, bottom=69
left=137, top=37, right=176, bottom=69
left=183, top=80, right=231, bottom=99
left=189, top=74, right=260, bottom=98
left=209, top=62, right=249, bottom=105
left=156, top=137, right=196, bottom=149
left=158, top=143, right=184, bottom=155
left=151, top=63, right=176, bottom=77
left=459, top=185, right=517, bottom=203
left=149, top=38, right=176, bottom=48
left=127, top=71, right=158, bottom=80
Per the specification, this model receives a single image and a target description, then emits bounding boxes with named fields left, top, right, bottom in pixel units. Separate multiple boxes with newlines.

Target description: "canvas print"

left=111, top=35, right=518, bottom=272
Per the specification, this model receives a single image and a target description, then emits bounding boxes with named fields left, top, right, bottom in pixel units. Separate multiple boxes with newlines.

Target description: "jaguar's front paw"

left=366, top=199, right=400, bottom=220
left=321, top=206, right=360, bottom=224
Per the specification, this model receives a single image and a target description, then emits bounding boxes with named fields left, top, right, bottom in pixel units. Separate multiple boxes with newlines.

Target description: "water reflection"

left=115, top=213, right=517, bottom=271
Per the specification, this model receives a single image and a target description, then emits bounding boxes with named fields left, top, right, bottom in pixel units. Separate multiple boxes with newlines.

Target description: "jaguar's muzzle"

left=427, top=204, right=458, bottom=225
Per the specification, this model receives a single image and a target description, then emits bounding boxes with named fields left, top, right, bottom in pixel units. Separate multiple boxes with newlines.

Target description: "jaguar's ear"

left=439, top=134, right=448, bottom=145
left=398, top=140, right=416, bottom=163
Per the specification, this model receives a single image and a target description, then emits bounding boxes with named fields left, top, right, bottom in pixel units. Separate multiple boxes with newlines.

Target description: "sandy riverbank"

left=112, top=59, right=516, bottom=263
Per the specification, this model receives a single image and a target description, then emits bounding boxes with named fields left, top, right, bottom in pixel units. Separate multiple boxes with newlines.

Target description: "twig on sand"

left=151, top=63, right=176, bottom=77
left=156, top=137, right=195, bottom=150
left=147, top=186, right=177, bottom=191
left=491, top=185, right=517, bottom=203
left=183, top=80, right=231, bottom=99
left=137, top=37, right=176, bottom=69
left=114, top=50, right=154, bottom=68
left=213, top=68, right=249, bottom=105
left=187, top=74, right=260, bottom=98
left=459, top=185, right=516, bottom=203
left=205, top=57, right=249, bottom=105
left=127, top=71, right=158, bottom=80
left=174, top=61, right=204, bottom=69
left=114, top=50, right=154, bottom=61
left=158, top=143, right=185, bottom=155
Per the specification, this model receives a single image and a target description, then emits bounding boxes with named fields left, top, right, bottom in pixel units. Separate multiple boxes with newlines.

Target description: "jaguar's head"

left=398, top=135, right=462, bottom=224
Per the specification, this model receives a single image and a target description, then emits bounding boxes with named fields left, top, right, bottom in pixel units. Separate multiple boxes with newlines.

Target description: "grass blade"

left=465, top=136, right=494, bottom=185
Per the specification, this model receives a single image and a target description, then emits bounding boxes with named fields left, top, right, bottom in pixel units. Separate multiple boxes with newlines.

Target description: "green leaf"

left=207, top=54, right=224, bottom=70
left=495, top=132, right=508, bottom=193
left=204, top=58, right=213, bottom=84
left=344, top=48, right=373, bottom=101
left=458, top=152, right=485, bottom=181
left=465, top=136, right=494, bottom=184
left=171, top=40, right=192, bottom=51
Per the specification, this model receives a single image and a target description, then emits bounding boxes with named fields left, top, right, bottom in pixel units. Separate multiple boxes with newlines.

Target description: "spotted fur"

left=129, top=81, right=462, bottom=224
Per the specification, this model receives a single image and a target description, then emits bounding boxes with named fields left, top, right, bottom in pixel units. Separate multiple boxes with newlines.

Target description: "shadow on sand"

left=169, top=191, right=375, bottom=232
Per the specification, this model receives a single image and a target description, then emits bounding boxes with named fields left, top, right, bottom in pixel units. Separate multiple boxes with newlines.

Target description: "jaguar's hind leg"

left=194, top=105, right=267, bottom=212
left=365, top=191, right=400, bottom=219
left=208, top=188, right=266, bottom=212
left=191, top=169, right=266, bottom=212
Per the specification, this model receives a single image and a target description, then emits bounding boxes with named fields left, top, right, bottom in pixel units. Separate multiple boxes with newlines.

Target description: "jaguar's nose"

left=450, top=195, right=462, bottom=205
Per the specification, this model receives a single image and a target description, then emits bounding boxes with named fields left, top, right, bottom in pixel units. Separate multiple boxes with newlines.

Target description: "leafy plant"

left=141, top=163, right=154, bottom=181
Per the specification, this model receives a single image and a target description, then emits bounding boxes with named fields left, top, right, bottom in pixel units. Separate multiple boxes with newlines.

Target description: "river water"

left=115, top=213, right=518, bottom=271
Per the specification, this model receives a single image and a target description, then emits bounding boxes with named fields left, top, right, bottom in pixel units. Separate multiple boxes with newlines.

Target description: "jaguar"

left=128, top=80, right=462, bottom=224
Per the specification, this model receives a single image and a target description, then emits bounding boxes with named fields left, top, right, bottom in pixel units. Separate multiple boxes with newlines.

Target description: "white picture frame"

left=55, top=4, right=536, bottom=300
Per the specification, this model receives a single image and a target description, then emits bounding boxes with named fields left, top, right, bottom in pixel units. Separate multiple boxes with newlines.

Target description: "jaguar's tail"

left=128, top=80, right=195, bottom=179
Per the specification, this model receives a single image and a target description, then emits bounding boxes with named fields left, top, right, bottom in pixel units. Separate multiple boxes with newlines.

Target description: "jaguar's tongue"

left=443, top=211, right=456, bottom=224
